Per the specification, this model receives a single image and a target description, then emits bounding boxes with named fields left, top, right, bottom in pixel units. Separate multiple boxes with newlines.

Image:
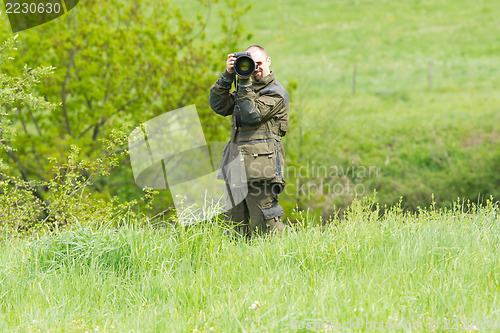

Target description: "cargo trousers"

left=223, top=181, right=285, bottom=237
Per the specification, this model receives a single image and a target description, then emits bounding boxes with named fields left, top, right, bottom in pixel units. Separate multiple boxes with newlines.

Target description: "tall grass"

left=1, top=197, right=499, bottom=332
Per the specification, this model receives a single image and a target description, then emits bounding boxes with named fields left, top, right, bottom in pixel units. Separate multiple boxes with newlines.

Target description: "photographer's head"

left=245, top=45, right=271, bottom=82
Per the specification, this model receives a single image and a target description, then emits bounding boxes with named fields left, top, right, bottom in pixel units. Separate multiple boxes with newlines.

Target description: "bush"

left=0, top=36, right=155, bottom=236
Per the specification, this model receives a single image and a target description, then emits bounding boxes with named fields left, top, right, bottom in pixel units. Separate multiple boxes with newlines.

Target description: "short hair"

left=245, top=45, right=268, bottom=58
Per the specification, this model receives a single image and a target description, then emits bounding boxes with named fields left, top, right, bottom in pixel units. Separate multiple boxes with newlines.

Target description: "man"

left=209, top=45, right=290, bottom=236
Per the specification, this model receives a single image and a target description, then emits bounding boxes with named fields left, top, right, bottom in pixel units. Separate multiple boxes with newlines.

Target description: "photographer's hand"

left=226, top=53, right=237, bottom=74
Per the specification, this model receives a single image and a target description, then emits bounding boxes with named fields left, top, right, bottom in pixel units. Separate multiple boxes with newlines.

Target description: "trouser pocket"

left=239, top=141, right=276, bottom=181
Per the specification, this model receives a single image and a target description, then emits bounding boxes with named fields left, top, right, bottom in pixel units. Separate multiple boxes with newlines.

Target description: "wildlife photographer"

left=209, top=45, right=290, bottom=237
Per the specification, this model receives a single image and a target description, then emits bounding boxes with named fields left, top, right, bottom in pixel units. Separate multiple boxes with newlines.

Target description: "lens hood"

left=233, top=52, right=257, bottom=78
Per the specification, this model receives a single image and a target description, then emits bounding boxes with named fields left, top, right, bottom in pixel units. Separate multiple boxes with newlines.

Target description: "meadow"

left=2, top=0, right=500, bottom=331
left=1, top=197, right=499, bottom=332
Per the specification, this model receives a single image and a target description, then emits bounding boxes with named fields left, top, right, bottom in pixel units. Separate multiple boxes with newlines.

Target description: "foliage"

left=0, top=0, right=251, bottom=208
left=0, top=37, right=156, bottom=234
left=0, top=35, right=56, bottom=165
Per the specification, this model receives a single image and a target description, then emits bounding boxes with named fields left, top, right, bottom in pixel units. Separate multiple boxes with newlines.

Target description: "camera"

left=233, top=52, right=258, bottom=78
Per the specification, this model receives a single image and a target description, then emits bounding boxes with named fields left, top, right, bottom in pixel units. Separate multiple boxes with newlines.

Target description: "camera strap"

left=234, top=77, right=242, bottom=128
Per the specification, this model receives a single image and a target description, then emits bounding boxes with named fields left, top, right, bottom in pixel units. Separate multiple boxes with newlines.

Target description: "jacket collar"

left=253, top=71, right=275, bottom=91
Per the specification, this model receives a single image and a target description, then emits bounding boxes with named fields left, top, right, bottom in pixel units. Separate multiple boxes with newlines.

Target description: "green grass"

left=2, top=4, right=500, bottom=329
left=1, top=198, right=499, bottom=332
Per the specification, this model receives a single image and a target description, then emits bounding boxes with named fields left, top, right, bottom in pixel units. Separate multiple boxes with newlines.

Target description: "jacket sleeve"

left=235, top=78, right=285, bottom=125
left=209, top=70, right=235, bottom=117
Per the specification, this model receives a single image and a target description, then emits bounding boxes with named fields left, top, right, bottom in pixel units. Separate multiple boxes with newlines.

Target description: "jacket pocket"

left=239, top=141, right=276, bottom=181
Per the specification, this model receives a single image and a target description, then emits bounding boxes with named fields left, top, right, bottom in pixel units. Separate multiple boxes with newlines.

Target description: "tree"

left=1, top=35, right=158, bottom=232
left=0, top=0, right=251, bottom=209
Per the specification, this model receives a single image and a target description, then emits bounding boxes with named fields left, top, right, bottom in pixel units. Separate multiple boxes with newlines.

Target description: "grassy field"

left=2, top=1, right=500, bottom=331
left=0, top=197, right=499, bottom=332
left=179, top=0, right=500, bottom=216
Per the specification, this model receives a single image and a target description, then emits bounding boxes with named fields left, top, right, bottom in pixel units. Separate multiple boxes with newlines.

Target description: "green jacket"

left=209, top=70, right=290, bottom=184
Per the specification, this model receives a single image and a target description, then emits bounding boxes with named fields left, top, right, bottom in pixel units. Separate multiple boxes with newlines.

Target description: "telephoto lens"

left=233, top=52, right=258, bottom=78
